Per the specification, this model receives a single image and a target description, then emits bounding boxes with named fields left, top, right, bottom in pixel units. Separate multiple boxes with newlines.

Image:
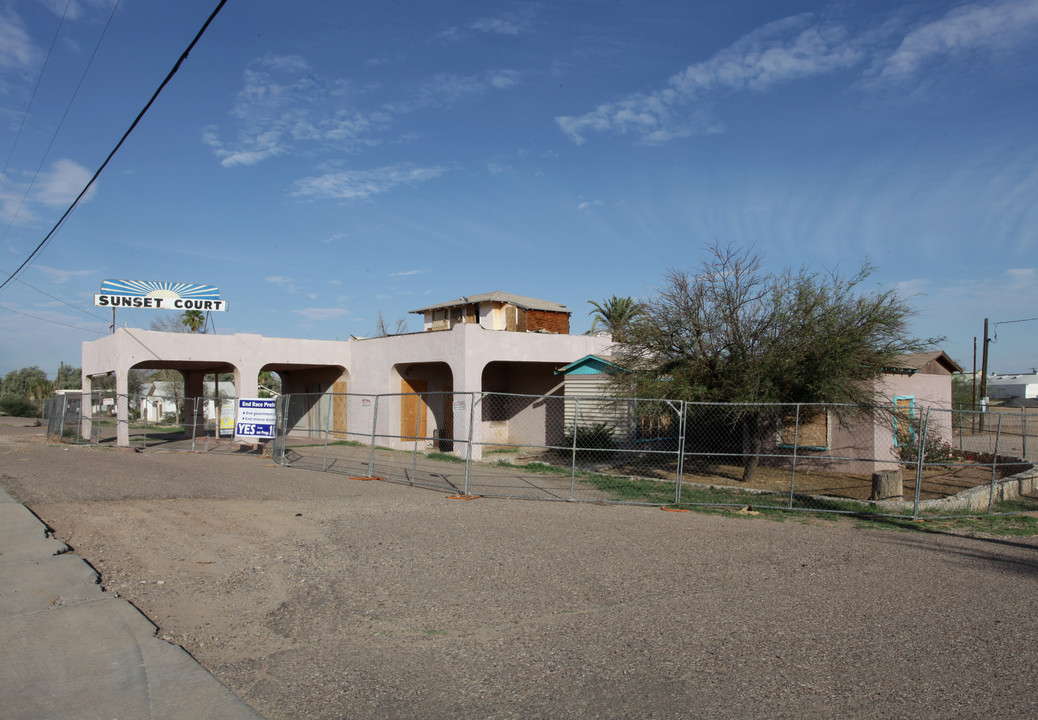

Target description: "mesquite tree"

left=613, top=243, right=936, bottom=482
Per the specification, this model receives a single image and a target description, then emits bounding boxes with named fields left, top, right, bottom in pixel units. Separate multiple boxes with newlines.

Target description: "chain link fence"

left=271, top=392, right=1036, bottom=518
left=40, top=389, right=1035, bottom=517
left=44, top=391, right=239, bottom=452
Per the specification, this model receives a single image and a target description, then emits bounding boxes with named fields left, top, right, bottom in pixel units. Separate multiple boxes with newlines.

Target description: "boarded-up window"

left=777, top=407, right=830, bottom=449
left=893, top=396, right=916, bottom=447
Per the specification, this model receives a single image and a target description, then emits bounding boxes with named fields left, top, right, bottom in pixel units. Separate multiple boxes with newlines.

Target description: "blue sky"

left=1, top=0, right=1036, bottom=380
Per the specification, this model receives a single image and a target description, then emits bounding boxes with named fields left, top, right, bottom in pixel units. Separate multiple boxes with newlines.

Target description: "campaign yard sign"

left=235, top=398, right=276, bottom=440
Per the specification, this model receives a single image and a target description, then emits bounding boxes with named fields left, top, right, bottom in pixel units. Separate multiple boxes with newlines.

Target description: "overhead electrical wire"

left=0, top=0, right=74, bottom=187
left=12, top=276, right=110, bottom=322
left=0, top=303, right=106, bottom=335
left=0, top=0, right=122, bottom=251
left=0, top=0, right=230, bottom=294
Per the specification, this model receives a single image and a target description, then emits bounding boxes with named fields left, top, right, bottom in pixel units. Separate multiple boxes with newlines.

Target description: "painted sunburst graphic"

left=100, top=279, right=220, bottom=300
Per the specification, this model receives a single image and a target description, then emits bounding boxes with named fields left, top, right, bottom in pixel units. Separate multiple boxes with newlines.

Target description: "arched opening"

left=480, top=361, right=566, bottom=450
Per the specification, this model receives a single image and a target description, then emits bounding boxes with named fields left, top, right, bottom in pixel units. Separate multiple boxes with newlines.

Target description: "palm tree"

left=182, top=310, right=205, bottom=333
left=587, top=295, right=643, bottom=343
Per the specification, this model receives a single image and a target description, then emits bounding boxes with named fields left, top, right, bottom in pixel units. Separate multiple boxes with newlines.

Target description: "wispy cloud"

left=557, top=15, right=863, bottom=145
left=471, top=13, right=532, bottom=36
left=265, top=275, right=300, bottom=293
left=389, top=269, right=428, bottom=277
left=207, top=54, right=519, bottom=183
left=440, top=10, right=534, bottom=41
left=0, top=9, right=35, bottom=79
left=878, top=0, right=1038, bottom=80
left=34, top=265, right=97, bottom=284
left=292, top=164, right=447, bottom=201
left=33, top=159, right=96, bottom=206
left=293, top=307, right=350, bottom=321
left=558, top=1, right=1038, bottom=145
left=204, top=55, right=390, bottom=168
left=387, top=70, right=521, bottom=112
left=577, top=200, right=603, bottom=211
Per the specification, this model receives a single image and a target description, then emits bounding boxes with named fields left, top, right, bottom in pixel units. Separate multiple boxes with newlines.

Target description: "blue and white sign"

left=94, top=279, right=227, bottom=311
left=235, top=398, right=276, bottom=440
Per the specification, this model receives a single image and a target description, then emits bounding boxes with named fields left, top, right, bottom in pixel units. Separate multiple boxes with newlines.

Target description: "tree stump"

left=871, top=470, right=903, bottom=501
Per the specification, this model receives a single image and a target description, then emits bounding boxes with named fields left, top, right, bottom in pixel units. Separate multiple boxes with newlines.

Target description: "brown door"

left=401, top=378, right=428, bottom=439
left=332, top=381, right=347, bottom=437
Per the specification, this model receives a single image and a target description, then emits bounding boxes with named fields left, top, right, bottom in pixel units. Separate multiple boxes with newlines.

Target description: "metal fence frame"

left=269, top=391, right=1037, bottom=519
left=41, top=389, right=1036, bottom=518
left=44, top=391, right=238, bottom=452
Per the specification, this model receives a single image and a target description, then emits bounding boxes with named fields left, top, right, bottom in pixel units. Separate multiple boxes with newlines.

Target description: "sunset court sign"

left=94, top=279, right=227, bottom=312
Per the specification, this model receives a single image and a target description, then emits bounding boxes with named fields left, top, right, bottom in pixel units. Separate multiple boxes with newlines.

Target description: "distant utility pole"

left=979, top=318, right=989, bottom=432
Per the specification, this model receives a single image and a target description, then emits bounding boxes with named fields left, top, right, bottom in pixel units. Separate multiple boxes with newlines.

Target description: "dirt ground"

left=3, top=420, right=1038, bottom=719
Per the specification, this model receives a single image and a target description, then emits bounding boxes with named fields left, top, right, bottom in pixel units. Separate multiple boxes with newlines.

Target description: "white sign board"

left=235, top=398, right=276, bottom=440
left=93, top=279, right=227, bottom=311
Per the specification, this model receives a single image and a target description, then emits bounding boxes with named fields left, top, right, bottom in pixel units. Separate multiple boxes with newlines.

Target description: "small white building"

left=987, top=371, right=1038, bottom=400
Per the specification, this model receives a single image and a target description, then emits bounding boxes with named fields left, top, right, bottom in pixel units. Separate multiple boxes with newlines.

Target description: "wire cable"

left=0, top=0, right=122, bottom=251
left=0, top=0, right=230, bottom=294
left=0, top=0, right=73, bottom=186
left=2, top=274, right=109, bottom=321
left=0, top=303, right=106, bottom=335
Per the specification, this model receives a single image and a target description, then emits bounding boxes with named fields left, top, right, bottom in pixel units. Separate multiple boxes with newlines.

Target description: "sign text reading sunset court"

left=93, top=295, right=227, bottom=311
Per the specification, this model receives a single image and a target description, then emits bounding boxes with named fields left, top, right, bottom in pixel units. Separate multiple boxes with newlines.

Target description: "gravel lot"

left=3, top=420, right=1038, bottom=719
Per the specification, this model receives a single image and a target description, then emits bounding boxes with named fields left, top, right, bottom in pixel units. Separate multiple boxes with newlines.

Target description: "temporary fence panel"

left=46, top=385, right=1032, bottom=519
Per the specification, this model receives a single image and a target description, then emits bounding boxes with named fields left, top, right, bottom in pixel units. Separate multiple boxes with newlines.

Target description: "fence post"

left=321, top=394, right=331, bottom=471
left=787, top=404, right=801, bottom=509
left=464, top=393, right=476, bottom=496
left=674, top=401, right=686, bottom=505
left=367, top=395, right=379, bottom=478
left=59, top=395, right=68, bottom=443
left=1022, top=406, right=1028, bottom=460
left=412, top=392, right=422, bottom=476
left=988, top=414, right=1004, bottom=514
left=570, top=397, right=580, bottom=500
left=912, top=409, right=929, bottom=520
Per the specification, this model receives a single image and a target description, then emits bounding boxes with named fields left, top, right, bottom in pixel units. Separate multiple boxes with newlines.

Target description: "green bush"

left=562, top=422, right=617, bottom=450
left=0, top=395, right=40, bottom=417
left=897, top=433, right=956, bottom=464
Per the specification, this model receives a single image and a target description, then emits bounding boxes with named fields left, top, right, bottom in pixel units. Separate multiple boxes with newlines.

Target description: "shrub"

left=562, top=422, right=617, bottom=451
left=897, top=433, right=956, bottom=464
left=0, top=395, right=40, bottom=417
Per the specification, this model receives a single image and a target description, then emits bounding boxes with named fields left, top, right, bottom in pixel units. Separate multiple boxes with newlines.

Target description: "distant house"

left=782, top=351, right=964, bottom=471
left=411, top=292, right=571, bottom=334
left=555, top=354, right=677, bottom=446
left=137, top=381, right=233, bottom=423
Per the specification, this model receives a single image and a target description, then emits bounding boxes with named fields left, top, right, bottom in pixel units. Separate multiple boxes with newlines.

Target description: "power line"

left=0, top=0, right=73, bottom=186
left=0, top=303, right=106, bottom=335
left=7, top=275, right=109, bottom=322
left=992, top=316, right=1038, bottom=342
left=0, top=0, right=122, bottom=251
left=0, top=0, right=230, bottom=294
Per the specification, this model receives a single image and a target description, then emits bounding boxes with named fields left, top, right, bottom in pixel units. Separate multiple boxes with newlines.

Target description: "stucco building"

left=81, top=292, right=612, bottom=448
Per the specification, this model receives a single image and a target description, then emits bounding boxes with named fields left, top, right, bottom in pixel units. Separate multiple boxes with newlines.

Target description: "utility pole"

left=979, top=318, right=989, bottom=432
left=971, top=336, right=977, bottom=432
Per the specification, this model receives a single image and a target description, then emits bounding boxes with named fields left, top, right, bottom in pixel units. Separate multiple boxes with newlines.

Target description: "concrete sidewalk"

left=0, top=487, right=265, bottom=720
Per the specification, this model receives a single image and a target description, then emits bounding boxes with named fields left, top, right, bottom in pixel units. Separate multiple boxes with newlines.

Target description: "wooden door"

left=401, top=378, right=428, bottom=439
left=332, top=381, right=347, bottom=437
